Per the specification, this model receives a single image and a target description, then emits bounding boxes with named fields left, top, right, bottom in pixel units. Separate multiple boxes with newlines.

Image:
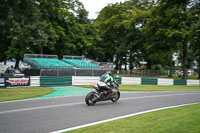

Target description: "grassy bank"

left=66, top=103, right=200, bottom=133
left=75, top=84, right=200, bottom=91
left=0, top=87, right=54, bottom=102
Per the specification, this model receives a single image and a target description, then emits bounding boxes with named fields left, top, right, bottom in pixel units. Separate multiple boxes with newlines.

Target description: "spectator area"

left=25, top=58, right=74, bottom=69
left=63, top=59, right=100, bottom=69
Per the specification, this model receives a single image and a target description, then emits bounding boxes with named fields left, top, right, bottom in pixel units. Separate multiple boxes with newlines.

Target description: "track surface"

left=0, top=91, right=200, bottom=133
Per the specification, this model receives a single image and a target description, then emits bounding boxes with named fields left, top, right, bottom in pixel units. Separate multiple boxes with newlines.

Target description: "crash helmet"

left=107, top=71, right=112, bottom=76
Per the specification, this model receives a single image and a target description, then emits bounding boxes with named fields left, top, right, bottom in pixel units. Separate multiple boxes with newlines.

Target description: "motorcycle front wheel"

left=111, top=91, right=120, bottom=102
left=85, top=92, right=98, bottom=106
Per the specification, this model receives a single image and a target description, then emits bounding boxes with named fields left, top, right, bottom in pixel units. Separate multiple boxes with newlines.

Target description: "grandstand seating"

left=63, top=59, right=100, bottom=69
left=26, top=58, right=74, bottom=69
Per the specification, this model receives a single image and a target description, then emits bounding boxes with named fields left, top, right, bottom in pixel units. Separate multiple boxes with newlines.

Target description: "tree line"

left=0, top=0, right=199, bottom=79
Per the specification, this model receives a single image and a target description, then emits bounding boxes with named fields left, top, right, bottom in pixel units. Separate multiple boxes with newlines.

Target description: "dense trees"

left=0, top=0, right=95, bottom=65
left=95, top=0, right=200, bottom=79
left=0, top=0, right=199, bottom=79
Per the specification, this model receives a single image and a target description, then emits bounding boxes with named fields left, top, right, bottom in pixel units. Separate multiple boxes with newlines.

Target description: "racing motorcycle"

left=85, top=81, right=120, bottom=106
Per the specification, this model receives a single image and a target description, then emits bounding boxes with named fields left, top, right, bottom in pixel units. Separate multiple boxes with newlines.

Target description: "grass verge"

left=0, top=87, right=54, bottom=102
left=66, top=103, right=200, bottom=133
left=75, top=84, right=200, bottom=91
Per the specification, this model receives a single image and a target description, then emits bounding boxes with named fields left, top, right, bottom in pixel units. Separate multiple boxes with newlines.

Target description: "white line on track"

left=0, top=102, right=84, bottom=114
left=0, top=92, right=200, bottom=114
left=49, top=102, right=200, bottom=133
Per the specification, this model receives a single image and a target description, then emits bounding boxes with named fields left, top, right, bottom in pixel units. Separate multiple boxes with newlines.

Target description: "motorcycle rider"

left=85, top=71, right=120, bottom=105
left=99, top=71, right=115, bottom=92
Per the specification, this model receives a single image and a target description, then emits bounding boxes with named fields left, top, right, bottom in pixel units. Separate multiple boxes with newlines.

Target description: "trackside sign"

left=5, top=77, right=30, bottom=87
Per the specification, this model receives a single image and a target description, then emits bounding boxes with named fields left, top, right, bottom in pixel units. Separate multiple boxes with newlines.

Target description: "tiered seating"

left=27, top=58, right=74, bottom=69
left=63, top=59, right=99, bottom=69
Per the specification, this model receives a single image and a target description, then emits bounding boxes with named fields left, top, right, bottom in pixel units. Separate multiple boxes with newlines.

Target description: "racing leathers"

left=100, top=73, right=114, bottom=91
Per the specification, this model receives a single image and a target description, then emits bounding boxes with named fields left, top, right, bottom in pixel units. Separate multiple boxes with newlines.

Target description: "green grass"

left=0, top=87, right=54, bottom=102
left=66, top=103, right=200, bottom=133
left=75, top=84, right=200, bottom=91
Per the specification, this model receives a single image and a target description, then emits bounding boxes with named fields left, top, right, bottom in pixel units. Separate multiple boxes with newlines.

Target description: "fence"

left=24, top=68, right=114, bottom=76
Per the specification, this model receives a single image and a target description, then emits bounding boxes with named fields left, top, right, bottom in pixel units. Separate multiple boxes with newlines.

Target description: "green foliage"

left=0, top=0, right=99, bottom=65
left=0, top=0, right=199, bottom=78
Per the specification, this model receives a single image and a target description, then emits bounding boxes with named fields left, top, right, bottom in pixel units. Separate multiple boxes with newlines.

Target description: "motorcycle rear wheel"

left=111, top=91, right=120, bottom=102
left=85, top=92, right=98, bottom=106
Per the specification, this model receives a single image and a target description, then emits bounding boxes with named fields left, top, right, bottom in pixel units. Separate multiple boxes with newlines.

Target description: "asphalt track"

left=0, top=91, right=200, bottom=133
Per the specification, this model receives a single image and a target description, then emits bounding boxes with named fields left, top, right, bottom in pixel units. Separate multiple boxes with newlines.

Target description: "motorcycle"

left=85, top=81, right=120, bottom=106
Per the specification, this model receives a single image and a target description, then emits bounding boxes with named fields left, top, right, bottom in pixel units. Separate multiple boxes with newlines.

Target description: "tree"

left=1, top=0, right=55, bottom=68
left=141, top=0, right=198, bottom=79
left=0, top=0, right=10, bottom=64
left=190, top=1, right=200, bottom=79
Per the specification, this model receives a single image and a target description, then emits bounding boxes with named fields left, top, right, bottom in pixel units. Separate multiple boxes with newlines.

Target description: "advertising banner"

left=0, top=78, right=5, bottom=88
left=5, top=77, right=30, bottom=87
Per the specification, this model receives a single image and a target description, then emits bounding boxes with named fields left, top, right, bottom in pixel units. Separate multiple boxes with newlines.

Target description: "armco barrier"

left=28, top=76, right=200, bottom=87
left=72, top=76, right=100, bottom=85
left=0, top=78, right=5, bottom=88
left=187, top=80, right=200, bottom=86
left=72, top=76, right=122, bottom=85
left=174, top=79, right=187, bottom=85
left=122, top=77, right=141, bottom=84
left=30, top=76, right=40, bottom=86
left=40, top=76, right=72, bottom=86
left=158, top=78, right=173, bottom=85
left=141, top=78, right=157, bottom=85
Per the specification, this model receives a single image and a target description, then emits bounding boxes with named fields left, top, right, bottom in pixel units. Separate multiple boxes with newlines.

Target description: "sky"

left=79, top=0, right=127, bottom=19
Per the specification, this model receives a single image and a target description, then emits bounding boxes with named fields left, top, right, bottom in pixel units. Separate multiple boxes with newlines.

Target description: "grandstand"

left=24, top=54, right=74, bottom=69
left=23, top=54, right=114, bottom=76
left=63, top=56, right=100, bottom=69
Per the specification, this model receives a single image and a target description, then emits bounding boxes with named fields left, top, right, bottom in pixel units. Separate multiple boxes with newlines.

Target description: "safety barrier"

left=158, top=78, right=174, bottom=85
left=0, top=78, right=5, bottom=88
left=72, top=76, right=100, bottom=85
left=187, top=80, right=200, bottom=86
left=40, top=76, right=72, bottom=86
left=174, top=79, right=187, bottom=85
left=72, top=76, right=122, bottom=85
left=30, top=76, right=40, bottom=86
left=120, top=77, right=199, bottom=86
left=0, top=76, right=199, bottom=88
left=121, top=77, right=141, bottom=84
left=141, top=78, right=157, bottom=85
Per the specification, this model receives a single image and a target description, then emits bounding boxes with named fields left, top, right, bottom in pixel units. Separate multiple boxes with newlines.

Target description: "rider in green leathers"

left=100, top=71, right=115, bottom=91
